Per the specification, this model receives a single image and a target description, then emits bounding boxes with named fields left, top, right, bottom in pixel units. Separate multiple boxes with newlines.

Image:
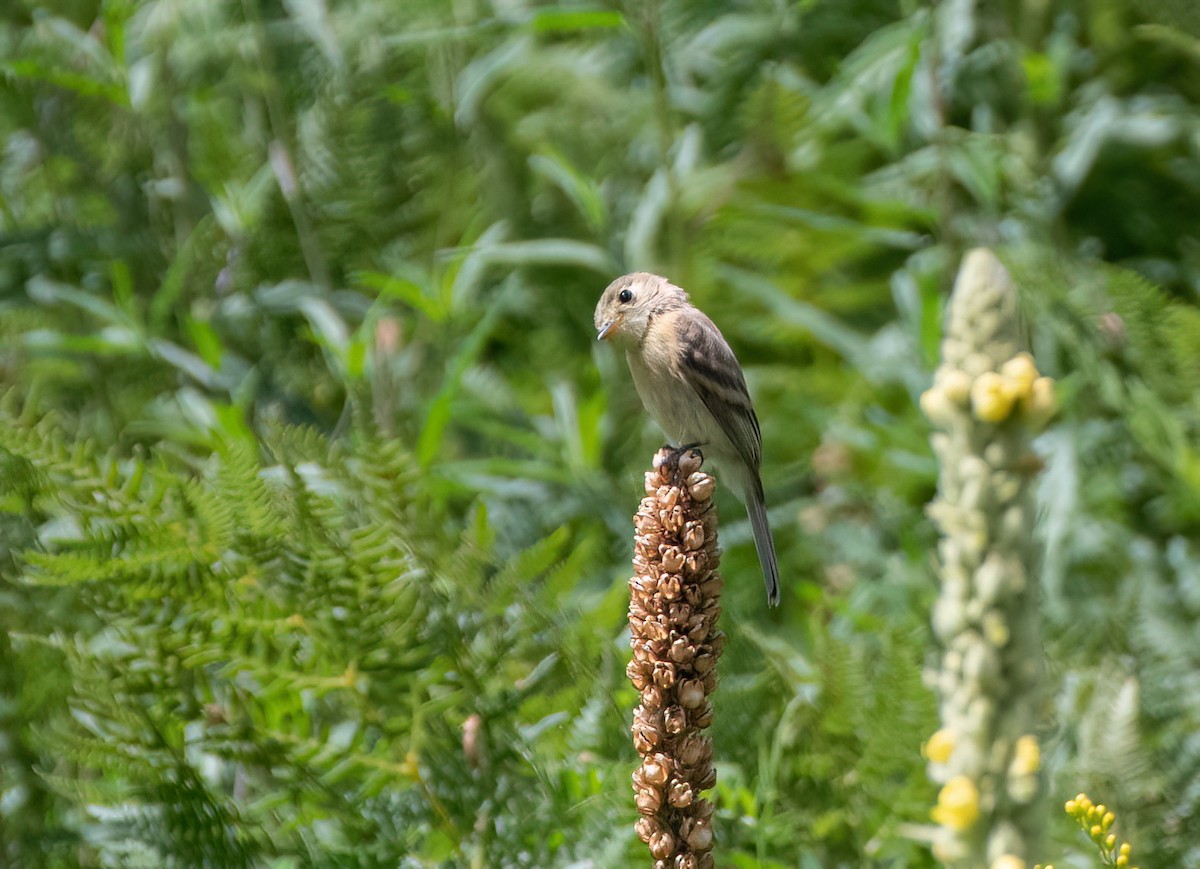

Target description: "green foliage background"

left=2, top=0, right=1199, bottom=865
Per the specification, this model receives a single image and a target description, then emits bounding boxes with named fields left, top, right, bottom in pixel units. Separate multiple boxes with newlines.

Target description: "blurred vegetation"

left=1, top=0, right=1199, bottom=865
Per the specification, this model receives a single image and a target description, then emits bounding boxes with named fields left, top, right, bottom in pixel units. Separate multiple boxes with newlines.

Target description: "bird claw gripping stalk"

left=628, top=447, right=725, bottom=869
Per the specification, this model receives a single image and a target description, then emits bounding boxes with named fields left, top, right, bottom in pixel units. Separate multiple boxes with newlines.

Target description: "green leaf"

left=528, top=9, right=625, bottom=33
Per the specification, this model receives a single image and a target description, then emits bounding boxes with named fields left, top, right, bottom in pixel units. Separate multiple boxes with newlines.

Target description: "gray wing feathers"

left=678, top=315, right=762, bottom=468
left=678, top=313, right=781, bottom=607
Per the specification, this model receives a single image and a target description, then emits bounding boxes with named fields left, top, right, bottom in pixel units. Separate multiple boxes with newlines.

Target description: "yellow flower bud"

left=983, top=611, right=1010, bottom=646
left=1001, top=352, right=1039, bottom=397
left=940, top=368, right=973, bottom=405
left=931, top=775, right=981, bottom=831
left=400, top=750, right=420, bottom=778
left=932, top=838, right=961, bottom=863
left=1065, top=799, right=1078, bottom=815
left=990, top=855, right=1025, bottom=869
left=1102, top=811, right=1115, bottom=830
left=1105, top=833, right=1116, bottom=850
left=971, top=371, right=1017, bottom=423
left=921, top=386, right=952, bottom=425
left=1119, top=843, right=1131, bottom=857
left=1116, top=857, right=1128, bottom=868
left=1009, top=734, right=1040, bottom=776
left=923, top=728, right=956, bottom=764
left=1021, top=375, right=1056, bottom=426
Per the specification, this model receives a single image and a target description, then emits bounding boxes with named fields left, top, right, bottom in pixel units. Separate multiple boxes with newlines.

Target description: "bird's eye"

left=618, top=289, right=633, bottom=304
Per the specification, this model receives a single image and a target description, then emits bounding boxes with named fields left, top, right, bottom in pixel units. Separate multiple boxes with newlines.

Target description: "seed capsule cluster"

left=628, top=447, right=725, bottom=869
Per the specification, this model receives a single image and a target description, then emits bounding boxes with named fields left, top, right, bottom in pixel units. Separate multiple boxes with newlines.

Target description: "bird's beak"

left=597, top=314, right=622, bottom=341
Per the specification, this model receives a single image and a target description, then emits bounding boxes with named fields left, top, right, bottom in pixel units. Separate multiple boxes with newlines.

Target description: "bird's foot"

left=654, top=443, right=705, bottom=476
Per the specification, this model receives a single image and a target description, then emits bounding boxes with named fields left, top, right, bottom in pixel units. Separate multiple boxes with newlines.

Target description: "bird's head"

left=594, top=272, right=687, bottom=345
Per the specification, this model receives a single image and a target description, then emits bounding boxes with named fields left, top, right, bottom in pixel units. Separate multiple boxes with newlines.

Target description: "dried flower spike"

left=630, top=446, right=724, bottom=869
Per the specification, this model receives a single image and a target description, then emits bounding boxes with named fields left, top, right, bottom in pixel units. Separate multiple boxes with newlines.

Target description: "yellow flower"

left=982, top=611, right=1010, bottom=647
left=1000, top=352, right=1039, bottom=398
left=1021, top=376, right=1056, bottom=427
left=923, top=728, right=956, bottom=764
left=991, top=855, right=1026, bottom=869
left=1009, top=734, right=1040, bottom=776
left=940, top=368, right=973, bottom=406
left=971, top=371, right=1017, bottom=423
left=399, top=750, right=420, bottom=778
left=932, top=775, right=980, bottom=830
left=921, top=386, right=958, bottom=427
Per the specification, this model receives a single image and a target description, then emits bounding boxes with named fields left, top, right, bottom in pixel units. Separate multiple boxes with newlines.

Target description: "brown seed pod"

left=678, top=449, right=703, bottom=476
left=686, top=819, right=713, bottom=851
left=668, top=778, right=695, bottom=808
left=653, top=661, right=677, bottom=689
left=687, top=473, right=714, bottom=501
left=669, top=637, right=695, bottom=664
left=663, top=705, right=687, bottom=735
left=660, top=573, right=683, bottom=601
left=678, top=679, right=706, bottom=709
left=649, top=829, right=676, bottom=861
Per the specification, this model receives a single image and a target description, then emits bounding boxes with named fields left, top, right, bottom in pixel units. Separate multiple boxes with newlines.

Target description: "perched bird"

left=594, top=272, right=781, bottom=606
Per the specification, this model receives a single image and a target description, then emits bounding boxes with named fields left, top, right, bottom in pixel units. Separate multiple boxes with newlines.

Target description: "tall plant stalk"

left=921, top=249, right=1055, bottom=868
left=627, top=447, right=725, bottom=869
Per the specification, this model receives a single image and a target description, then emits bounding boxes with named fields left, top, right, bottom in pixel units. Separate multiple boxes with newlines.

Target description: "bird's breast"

left=626, top=344, right=721, bottom=451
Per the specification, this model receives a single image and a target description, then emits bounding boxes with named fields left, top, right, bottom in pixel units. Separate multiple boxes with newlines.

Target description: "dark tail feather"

left=746, top=478, right=781, bottom=607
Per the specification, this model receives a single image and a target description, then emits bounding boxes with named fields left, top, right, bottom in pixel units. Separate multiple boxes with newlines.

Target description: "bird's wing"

left=676, top=311, right=762, bottom=468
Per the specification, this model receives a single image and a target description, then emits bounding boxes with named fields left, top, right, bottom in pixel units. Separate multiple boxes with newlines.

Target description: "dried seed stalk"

left=628, top=447, right=725, bottom=869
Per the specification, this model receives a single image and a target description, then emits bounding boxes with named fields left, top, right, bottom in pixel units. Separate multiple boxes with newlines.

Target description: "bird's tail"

left=746, top=478, right=781, bottom=607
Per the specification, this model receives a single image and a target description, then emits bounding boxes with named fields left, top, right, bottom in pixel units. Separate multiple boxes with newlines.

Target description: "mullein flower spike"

left=629, top=447, right=725, bottom=869
left=922, top=249, right=1055, bottom=868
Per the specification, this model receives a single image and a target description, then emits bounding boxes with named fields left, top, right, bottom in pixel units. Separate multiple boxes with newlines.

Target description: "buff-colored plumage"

left=595, top=272, right=781, bottom=606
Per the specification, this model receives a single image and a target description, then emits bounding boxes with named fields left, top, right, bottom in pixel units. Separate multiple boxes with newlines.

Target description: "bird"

left=594, top=272, right=780, bottom=607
